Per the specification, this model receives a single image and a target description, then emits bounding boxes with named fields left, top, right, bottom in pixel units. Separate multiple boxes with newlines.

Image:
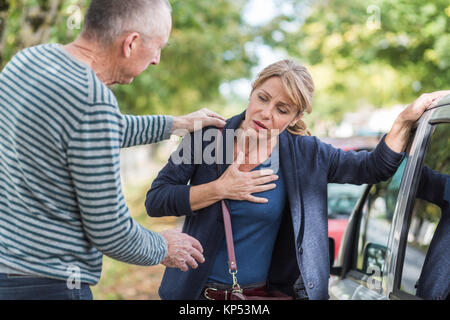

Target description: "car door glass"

left=400, top=123, right=449, bottom=299
left=355, top=158, right=407, bottom=276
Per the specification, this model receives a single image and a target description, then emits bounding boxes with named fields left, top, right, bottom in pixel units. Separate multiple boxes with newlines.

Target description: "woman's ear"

left=290, top=112, right=304, bottom=127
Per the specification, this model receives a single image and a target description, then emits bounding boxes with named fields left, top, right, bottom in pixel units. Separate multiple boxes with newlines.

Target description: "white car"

left=329, top=94, right=450, bottom=300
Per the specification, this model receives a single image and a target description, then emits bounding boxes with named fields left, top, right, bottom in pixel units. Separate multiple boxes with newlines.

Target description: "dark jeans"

left=0, top=273, right=93, bottom=300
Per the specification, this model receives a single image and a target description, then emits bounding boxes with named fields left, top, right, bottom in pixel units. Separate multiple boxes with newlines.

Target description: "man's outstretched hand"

left=159, top=229, right=205, bottom=272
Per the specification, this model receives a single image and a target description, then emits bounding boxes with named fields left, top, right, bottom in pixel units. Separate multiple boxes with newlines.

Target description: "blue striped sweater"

left=0, top=43, right=172, bottom=285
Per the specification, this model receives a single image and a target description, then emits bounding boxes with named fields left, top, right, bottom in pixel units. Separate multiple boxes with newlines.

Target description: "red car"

left=322, top=136, right=379, bottom=259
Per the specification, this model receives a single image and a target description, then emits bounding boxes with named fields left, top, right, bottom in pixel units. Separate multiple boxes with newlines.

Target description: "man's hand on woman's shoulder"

left=172, top=108, right=226, bottom=136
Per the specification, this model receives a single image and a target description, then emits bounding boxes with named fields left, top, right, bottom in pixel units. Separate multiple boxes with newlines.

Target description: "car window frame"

left=390, top=109, right=450, bottom=299
left=332, top=104, right=450, bottom=300
left=333, top=145, right=412, bottom=296
left=335, top=111, right=434, bottom=296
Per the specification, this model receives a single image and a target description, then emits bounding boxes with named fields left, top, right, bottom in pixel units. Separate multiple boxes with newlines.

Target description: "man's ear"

left=290, top=112, right=304, bottom=127
left=122, top=32, right=140, bottom=58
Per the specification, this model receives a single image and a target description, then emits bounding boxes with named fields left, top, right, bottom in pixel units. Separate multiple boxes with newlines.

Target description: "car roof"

left=322, top=95, right=450, bottom=149
left=320, top=136, right=380, bottom=151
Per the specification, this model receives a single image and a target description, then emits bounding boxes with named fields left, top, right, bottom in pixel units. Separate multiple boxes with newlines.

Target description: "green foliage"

left=260, top=0, right=450, bottom=124
left=1, top=0, right=257, bottom=116
left=115, top=0, right=257, bottom=115
left=1, top=0, right=85, bottom=66
left=2, top=0, right=448, bottom=125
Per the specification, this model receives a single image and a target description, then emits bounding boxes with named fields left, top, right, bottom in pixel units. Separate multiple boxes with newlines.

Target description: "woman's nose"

left=261, top=106, right=272, bottom=120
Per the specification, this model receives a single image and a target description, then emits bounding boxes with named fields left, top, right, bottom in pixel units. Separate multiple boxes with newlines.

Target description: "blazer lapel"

left=217, top=110, right=246, bottom=176
left=279, top=131, right=303, bottom=241
left=216, top=111, right=303, bottom=241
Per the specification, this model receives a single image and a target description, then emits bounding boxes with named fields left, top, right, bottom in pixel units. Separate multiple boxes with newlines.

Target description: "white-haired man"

left=0, top=0, right=225, bottom=299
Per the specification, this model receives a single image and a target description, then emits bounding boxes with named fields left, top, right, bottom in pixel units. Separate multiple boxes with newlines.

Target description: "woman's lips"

left=253, top=120, right=267, bottom=130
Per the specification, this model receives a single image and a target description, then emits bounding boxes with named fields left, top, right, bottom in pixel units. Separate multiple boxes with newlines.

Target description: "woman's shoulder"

left=288, top=133, right=329, bottom=151
left=285, top=133, right=337, bottom=166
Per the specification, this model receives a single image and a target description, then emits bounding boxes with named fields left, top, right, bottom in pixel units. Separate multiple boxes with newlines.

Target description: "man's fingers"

left=189, top=236, right=204, bottom=255
left=184, top=255, right=199, bottom=270
left=187, top=247, right=205, bottom=265
left=203, top=108, right=226, bottom=121
left=178, top=262, right=188, bottom=272
left=204, top=117, right=226, bottom=128
left=161, top=229, right=206, bottom=271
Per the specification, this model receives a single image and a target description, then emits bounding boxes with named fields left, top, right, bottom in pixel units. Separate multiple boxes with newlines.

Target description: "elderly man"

left=0, top=0, right=225, bottom=300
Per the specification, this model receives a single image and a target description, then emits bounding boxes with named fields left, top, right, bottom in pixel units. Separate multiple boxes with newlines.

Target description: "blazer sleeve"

left=325, top=135, right=405, bottom=185
left=145, top=133, right=198, bottom=217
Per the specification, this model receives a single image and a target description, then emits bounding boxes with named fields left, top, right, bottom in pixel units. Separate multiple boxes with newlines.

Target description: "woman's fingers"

left=249, top=168, right=274, bottom=178
left=252, top=174, right=279, bottom=186
left=252, top=183, right=277, bottom=193
left=405, top=91, right=450, bottom=122
left=428, top=91, right=450, bottom=107
left=233, top=151, right=245, bottom=167
left=246, top=195, right=270, bottom=204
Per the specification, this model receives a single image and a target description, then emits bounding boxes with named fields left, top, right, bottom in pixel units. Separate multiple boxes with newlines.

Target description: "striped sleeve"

left=121, top=114, right=173, bottom=148
left=67, top=103, right=168, bottom=265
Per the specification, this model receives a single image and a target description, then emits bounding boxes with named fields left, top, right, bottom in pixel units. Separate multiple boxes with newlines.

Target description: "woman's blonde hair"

left=251, top=59, right=314, bottom=136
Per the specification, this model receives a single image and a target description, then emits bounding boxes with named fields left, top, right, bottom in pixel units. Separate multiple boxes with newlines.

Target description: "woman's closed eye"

left=258, top=95, right=268, bottom=102
left=277, top=106, right=288, bottom=114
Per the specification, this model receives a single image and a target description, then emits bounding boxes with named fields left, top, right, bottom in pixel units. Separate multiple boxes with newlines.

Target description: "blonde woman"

left=146, top=59, right=448, bottom=300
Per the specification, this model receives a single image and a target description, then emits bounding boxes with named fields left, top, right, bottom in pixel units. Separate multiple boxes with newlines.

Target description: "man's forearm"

left=121, top=115, right=174, bottom=148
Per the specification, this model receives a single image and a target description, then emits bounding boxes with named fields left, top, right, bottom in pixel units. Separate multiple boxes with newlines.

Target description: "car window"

left=328, top=183, right=366, bottom=218
left=400, top=123, right=449, bottom=298
left=353, top=158, right=408, bottom=277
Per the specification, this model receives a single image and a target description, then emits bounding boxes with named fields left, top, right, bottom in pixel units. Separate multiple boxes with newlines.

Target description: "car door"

left=387, top=104, right=450, bottom=300
left=329, top=156, right=409, bottom=300
left=329, top=99, right=450, bottom=300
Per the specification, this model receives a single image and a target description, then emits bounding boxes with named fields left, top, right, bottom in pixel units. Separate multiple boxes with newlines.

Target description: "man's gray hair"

left=82, top=0, right=172, bottom=45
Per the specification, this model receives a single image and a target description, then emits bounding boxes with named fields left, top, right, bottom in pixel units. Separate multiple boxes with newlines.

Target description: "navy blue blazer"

left=146, top=111, right=404, bottom=300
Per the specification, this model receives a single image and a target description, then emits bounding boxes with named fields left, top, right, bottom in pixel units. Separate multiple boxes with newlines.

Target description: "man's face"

left=117, top=12, right=172, bottom=84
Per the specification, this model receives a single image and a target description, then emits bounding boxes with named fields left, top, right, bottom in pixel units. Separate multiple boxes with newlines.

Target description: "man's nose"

left=150, top=51, right=161, bottom=65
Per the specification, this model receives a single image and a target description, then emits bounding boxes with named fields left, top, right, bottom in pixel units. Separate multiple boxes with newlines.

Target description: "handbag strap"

left=216, top=129, right=242, bottom=293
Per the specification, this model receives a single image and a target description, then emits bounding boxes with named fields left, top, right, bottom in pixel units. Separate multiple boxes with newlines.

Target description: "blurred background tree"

left=1, top=0, right=448, bottom=299
left=0, top=0, right=257, bottom=117
left=258, top=0, right=450, bottom=125
left=2, top=0, right=448, bottom=123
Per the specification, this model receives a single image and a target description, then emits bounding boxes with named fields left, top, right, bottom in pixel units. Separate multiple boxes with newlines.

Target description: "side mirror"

left=329, top=237, right=342, bottom=276
left=329, top=237, right=335, bottom=267
left=362, top=242, right=387, bottom=275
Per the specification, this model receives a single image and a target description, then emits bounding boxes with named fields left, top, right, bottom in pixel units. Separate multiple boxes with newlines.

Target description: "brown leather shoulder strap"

left=216, top=129, right=238, bottom=273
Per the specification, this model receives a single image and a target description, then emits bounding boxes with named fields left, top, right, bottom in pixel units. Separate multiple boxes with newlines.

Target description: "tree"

left=0, top=0, right=258, bottom=116
left=115, top=0, right=257, bottom=116
left=259, top=0, right=450, bottom=125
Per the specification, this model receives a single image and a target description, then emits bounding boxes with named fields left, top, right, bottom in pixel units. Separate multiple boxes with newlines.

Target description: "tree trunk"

left=0, top=0, right=63, bottom=67
left=0, top=0, right=10, bottom=67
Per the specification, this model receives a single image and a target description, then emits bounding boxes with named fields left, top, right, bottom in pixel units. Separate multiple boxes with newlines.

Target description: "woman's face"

left=242, top=76, right=302, bottom=138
